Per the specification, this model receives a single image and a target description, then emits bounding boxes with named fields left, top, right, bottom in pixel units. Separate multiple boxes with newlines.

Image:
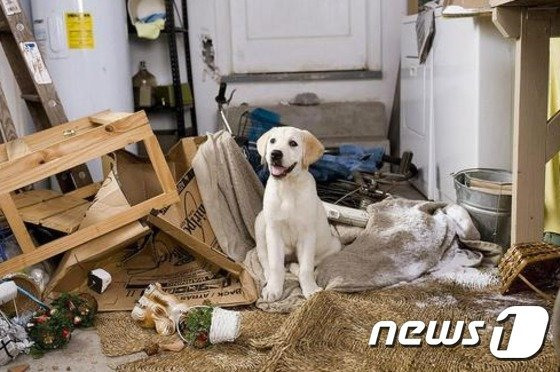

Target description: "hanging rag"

left=192, top=131, right=264, bottom=262
left=134, top=17, right=165, bottom=40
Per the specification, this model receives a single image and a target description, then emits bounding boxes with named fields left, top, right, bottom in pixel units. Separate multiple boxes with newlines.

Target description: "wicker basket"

left=0, top=273, right=42, bottom=317
left=499, top=242, right=560, bottom=297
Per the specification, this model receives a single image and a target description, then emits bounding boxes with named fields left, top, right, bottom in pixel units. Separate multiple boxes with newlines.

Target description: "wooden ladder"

left=0, top=0, right=92, bottom=192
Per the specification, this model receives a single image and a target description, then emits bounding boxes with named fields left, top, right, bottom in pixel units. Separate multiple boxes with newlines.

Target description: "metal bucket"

left=453, top=168, right=512, bottom=248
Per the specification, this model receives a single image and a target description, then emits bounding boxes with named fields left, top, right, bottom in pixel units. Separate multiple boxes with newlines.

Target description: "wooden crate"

left=0, top=111, right=179, bottom=276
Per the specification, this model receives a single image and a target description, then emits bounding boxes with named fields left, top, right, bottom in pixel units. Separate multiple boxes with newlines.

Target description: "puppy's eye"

left=289, top=140, right=298, bottom=147
left=270, top=138, right=276, bottom=144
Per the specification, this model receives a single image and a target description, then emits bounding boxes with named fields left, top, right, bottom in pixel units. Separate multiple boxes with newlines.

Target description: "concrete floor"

left=6, top=329, right=144, bottom=372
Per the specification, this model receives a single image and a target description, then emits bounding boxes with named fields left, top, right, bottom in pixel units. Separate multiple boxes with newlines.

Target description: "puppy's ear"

left=256, top=129, right=273, bottom=163
left=302, top=130, right=324, bottom=169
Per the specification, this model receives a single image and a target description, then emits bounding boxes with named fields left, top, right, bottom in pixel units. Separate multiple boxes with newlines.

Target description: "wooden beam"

left=547, top=109, right=560, bottom=161
left=0, top=193, right=34, bottom=253
left=0, top=192, right=177, bottom=276
left=511, top=9, right=551, bottom=244
left=35, top=203, right=91, bottom=234
left=64, top=182, right=101, bottom=200
left=493, top=7, right=521, bottom=39
left=89, top=111, right=132, bottom=126
left=148, top=214, right=243, bottom=276
left=143, top=134, right=177, bottom=195
left=18, top=194, right=88, bottom=224
left=0, top=117, right=152, bottom=193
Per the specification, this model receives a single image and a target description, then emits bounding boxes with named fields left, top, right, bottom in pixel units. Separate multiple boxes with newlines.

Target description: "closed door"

left=229, top=0, right=380, bottom=73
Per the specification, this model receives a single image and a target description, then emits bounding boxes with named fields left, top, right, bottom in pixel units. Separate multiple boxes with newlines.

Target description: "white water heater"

left=30, top=0, right=133, bottom=180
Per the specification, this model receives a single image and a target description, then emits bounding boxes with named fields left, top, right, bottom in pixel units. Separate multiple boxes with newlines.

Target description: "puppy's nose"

left=271, top=150, right=283, bottom=161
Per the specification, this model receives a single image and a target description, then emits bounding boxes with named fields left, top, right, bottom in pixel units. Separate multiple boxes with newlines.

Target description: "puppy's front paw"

left=261, top=283, right=283, bottom=302
left=302, top=284, right=323, bottom=299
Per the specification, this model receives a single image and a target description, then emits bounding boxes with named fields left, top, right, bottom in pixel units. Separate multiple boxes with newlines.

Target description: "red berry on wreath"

left=62, top=328, right=71, bottom=340
left=35, top=315, right=49, bottom=324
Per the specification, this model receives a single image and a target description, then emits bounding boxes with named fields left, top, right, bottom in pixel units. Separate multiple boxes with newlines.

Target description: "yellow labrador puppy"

left=255, top=127, right=341, bottom=301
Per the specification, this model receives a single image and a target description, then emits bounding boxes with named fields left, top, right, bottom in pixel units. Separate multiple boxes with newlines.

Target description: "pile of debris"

left=0, top=111, right=257, bottom=363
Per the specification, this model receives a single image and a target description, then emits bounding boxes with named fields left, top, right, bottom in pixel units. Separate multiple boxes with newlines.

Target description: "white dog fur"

left=255, top=127, right=341, bottom=301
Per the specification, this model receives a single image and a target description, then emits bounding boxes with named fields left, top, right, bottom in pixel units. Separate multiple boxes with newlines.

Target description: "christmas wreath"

left=26, top=293, right=97, bottom=357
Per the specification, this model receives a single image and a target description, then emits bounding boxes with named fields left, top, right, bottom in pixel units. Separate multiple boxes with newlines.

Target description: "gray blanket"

left=244, top=199, right=501, bottom=312
left=193, top=131, right=502, bottom=313
left=192, top=131, right=264, bottom=262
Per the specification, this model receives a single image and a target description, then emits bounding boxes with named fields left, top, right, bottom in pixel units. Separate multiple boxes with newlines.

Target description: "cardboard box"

left=48, top=137, right=258, bottom=310
left=70, top=232, right=256, bottom=311
left=147, top=137, right=257, bottom=306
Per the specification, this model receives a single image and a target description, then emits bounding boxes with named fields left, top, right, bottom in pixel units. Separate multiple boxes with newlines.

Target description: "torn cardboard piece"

left=46, top=222, right=150, bottom=295
left=148, top=137, right=257, bottom=307
left=46, top=166, right=161, bottom=294
left=76, top=233, right=255, bottom=311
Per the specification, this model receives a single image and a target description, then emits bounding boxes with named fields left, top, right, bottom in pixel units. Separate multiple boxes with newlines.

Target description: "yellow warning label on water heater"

left=65, top=12, right=94, bottom=49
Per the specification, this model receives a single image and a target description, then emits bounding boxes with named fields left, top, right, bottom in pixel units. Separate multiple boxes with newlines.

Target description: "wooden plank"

left=0, top=189, right=61, bottom=218
left=64, top=182, right=101, bottom=200
left=493, top=7, right=521, bottom=38
left=11, top=189, right=60, bottom=208
left=143, top=134, right=177, bottom=194
left=37, top=202, right=91, bottom=233
left=546, top=109, right=560, bottom=161
left=0, top=193, right=34, bottom=253
left=491, top=0, right=560, bottom=7
left=18, top=194, right=88, bottom=224
left=0, top=82, right=18, bottom=143
left=90, top=111, right=132, bottom=126
left=511, top=8, right=550, bottom=244
left=148, top=214, right=242, bottom=276
left=0, top=112, right=137, bottom=155
left=0, top=118, right=152, bottom=194
left=0, top=192, right=178, bottom=276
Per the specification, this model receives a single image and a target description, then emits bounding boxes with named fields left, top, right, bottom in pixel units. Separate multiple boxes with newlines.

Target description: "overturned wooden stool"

left=0, top=111, right=179, bottom=276
left=499, top=241, right=560, bottom=299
